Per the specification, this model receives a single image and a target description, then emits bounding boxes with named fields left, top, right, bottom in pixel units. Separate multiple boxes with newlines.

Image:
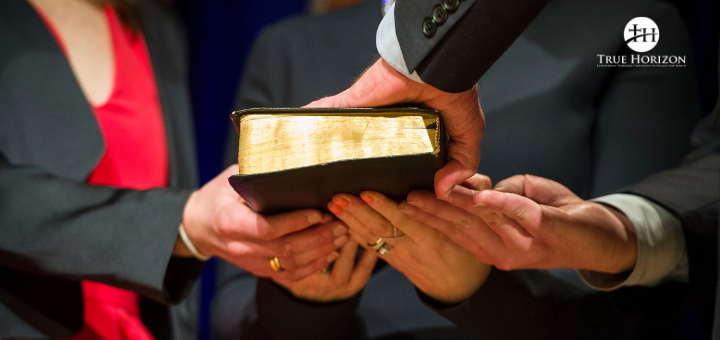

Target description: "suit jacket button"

left=442, top=0, right=460, bottom=13
left=422, top=17, right=437, bottom=38
left=432, top=4, right=448, bottom=25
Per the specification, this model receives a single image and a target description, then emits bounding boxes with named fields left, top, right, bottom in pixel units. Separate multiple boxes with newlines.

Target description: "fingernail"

left=407, top=198, right=422, bottom=208
left=335, top=198, right=349, bottom=207
left=444, top=185, right=456, bottom=200
left=334, top=235, right=348, bottom=247
left=327, top=251, right=340, bottom=262
left=321, top=213, right=334, bottom=223
left=307, top=212, right=322, bottom=224
left=474, top=201, right=486, bottom=207
left=333, top=225, right=348, bottom=237
left=329, top=205, right=343, bottom=215
left=361, top=195, right=374, bottom=204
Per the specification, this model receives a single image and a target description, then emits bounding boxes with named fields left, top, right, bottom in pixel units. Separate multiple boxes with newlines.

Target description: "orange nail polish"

left=361, top=195, right=374, bottom=204
left=335, top=198, right=349, bottom=207
left=329, top=206, right=343, bottom=215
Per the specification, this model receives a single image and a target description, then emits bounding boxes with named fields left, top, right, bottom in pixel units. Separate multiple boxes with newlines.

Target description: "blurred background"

left=171, top=0, right=719, bottom=338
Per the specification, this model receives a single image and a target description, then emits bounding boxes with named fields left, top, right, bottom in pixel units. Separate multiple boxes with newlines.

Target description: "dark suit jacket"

left=213, top=0, right=702, bottom=339
left=0, top=1, right=203, bottom=338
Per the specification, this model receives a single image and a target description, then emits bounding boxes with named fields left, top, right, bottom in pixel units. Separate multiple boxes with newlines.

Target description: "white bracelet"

left=178, top=223, right=211, bottom=261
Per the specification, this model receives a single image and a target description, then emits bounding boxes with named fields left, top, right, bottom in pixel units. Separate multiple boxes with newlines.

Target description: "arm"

left=421, top=268, right=627, bottom=340
left=0, top=152, right=200, bottom=303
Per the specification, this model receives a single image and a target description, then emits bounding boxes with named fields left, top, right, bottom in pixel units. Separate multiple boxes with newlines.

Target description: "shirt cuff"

left=577, top=194, right=687, bottom=291
left=376, top=2, right=425, bottom=83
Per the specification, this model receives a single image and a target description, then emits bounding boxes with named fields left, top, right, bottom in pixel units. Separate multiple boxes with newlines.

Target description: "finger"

left=359, top=191, right=427, bottom=241
left=330, top=241, right=359, bottom=284
left=273, top=252, right=341, bottom=282
left=225, top=221, right=346, bottom=266
left=434, top=158, right=478, bottom=200
left=398, top=201, right=498, bottom=265
left=291, top=234, right=348, bottom=269
left=349, top=248, right=378, bottom=291
left=330, top=195, right=394, bottom=243
left=222, top=205, right=323, bottom=241
left=493, top=175, right=526, bottom=195
left=473, top=190, right=546, bottom=238
left=404, top=190, right=504, bottom=252
left=462, top=173, right=492, bottom=191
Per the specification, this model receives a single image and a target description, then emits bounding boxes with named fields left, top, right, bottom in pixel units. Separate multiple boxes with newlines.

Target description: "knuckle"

left=280, top=243, right=296, bottom=262
left=455, top=217, right=473, bottom=231
left=510, top=206, right=528, bottom=220
left=214, top=210, right=235, bottom=237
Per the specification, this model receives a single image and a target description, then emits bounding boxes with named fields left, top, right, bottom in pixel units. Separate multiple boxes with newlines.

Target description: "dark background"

left=173, top=0, right=719, bottom=338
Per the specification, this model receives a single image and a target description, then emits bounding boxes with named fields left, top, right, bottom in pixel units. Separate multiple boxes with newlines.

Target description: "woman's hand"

left=328, top=192, right=491, bottom=305
left=273, top=240, right=377, bottom=303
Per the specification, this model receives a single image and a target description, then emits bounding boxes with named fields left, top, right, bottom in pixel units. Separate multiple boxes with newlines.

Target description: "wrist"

left=179, top=191, right=213, bottom=260
left=596, top=203, right=638, bottom=274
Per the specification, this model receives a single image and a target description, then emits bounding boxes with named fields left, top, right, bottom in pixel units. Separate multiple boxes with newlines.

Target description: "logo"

left=624, top=17, right=659, bottom=53
left=597, top=17, right=685, bottom=68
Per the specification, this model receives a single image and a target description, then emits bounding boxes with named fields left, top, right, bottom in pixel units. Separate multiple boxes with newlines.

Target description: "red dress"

left=35, top=5, right=168, bottom=340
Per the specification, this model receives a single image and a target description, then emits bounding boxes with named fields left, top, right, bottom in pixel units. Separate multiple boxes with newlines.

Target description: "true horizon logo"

left=624, top=17, right=659, bottom=53
left=597, top=17, right=685, bottom=68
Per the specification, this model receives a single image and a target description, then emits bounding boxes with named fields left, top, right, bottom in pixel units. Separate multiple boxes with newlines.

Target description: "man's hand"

left=179, top=165, right=349, bottom=281
left=306, top=58, right=485, bottom=199
left=406, top=174, right=638, bottom=274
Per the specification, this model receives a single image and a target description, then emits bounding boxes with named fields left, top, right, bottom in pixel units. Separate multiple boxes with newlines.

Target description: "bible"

left=228, top=108, right=447, bottom=214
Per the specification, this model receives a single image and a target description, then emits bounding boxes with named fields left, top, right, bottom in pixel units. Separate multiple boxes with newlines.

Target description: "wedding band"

left=269, top=256, right=284, bottom=272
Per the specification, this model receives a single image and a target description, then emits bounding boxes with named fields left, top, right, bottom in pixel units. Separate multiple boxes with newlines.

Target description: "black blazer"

left=213, top=0, right=702, bottom=339
left=0, top=1, right=203, bottom=338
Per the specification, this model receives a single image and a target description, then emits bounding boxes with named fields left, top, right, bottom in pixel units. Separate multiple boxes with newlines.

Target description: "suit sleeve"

left=212, top=260, right=362, bottom=340
left=0, top=152, right=204, bottom=303
left=620, top=144, right=720, bottom=317
left=390, top=0, right=551, bottom=92
left=419, top=268, right=633, bottom=340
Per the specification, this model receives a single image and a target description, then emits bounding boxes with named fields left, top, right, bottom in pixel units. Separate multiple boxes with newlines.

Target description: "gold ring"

left=269, top=256, right=284, bottom=272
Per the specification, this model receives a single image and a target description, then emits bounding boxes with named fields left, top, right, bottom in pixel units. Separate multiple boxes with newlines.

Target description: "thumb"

left=434, top=159, right=477, bottom=199
left=495, top=174, right=581, bottom=207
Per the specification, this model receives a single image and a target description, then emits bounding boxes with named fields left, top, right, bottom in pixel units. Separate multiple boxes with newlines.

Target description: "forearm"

left=420, top=268, right=624, bottom=340
left=0, top=158, right=202, bottom=302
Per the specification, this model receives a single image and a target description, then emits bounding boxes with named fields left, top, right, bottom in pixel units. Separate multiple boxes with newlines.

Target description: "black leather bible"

left=228, top=108, right=447, bottom=214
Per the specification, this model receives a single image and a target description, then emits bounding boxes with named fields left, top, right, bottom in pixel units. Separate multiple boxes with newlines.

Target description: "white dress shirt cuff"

left=376, top=3, right=425, bottom=83
left=577, top=194, right=687, bottom=291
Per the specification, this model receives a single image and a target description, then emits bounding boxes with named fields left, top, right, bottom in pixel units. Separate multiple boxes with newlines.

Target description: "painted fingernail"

left=333, top=225, right=348, bottom=236
left=327, top=251, right=340, bottom=262
left=334, top=235, right=349, bottom=247
left=361, top=195, right=374, bottom=204
left=335, top=198, right=349, bottom=207
left=307, top=212, right=322, bottom=224
left=328, top=205, right=343, bottom=215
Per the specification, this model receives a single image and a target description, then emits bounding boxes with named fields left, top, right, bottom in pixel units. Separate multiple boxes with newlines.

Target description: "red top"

left=35, top=5, right=168, bottom=340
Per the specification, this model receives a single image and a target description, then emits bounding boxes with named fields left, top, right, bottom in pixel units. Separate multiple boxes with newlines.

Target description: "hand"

left=180, top=165, right=350, bottom=281
left=273, top=240, right=377, bottom=303
left=306, top=58, right=485, bottom=199
left=328, top=192, right=490, bottom=304
left=407, top=174, right=637, bottom=274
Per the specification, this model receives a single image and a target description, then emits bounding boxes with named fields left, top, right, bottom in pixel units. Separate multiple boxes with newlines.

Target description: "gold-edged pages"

left=238, top=114, right=438, bottom=175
